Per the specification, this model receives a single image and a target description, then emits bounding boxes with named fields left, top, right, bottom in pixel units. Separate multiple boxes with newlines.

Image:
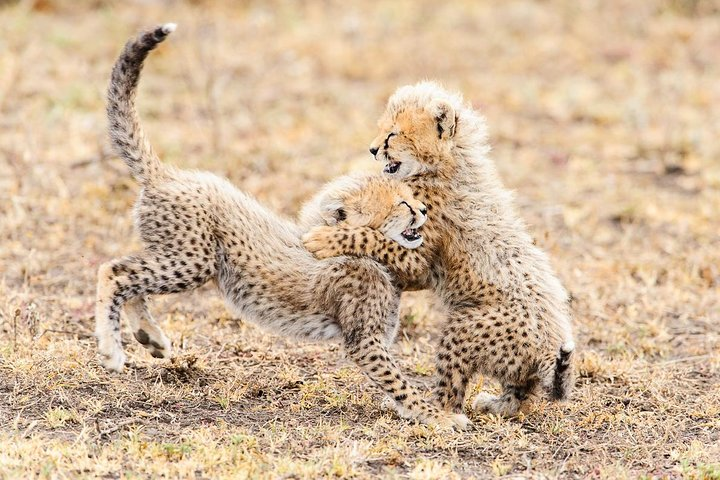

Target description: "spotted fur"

left=305, top=81, right=576, bottom=416
left=96, top=26, right=469, bottom=429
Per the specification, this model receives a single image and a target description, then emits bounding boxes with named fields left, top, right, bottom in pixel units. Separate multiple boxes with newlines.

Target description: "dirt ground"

left=1, top=1, right=719, bottom=478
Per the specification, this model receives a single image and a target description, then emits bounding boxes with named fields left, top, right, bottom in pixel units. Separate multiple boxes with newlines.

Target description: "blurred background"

left=1, top=1, right=718, bottom=478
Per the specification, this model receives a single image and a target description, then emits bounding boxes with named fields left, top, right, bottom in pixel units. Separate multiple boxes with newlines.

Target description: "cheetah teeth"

left=384, top=161, right=401, bottom=174
left=401, top=228, right=420, bottom=241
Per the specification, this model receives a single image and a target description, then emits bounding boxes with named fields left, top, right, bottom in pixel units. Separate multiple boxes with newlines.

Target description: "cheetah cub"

left=305, top=81, right=575, bottom=417
left=96, top=25, right=468, bottom=429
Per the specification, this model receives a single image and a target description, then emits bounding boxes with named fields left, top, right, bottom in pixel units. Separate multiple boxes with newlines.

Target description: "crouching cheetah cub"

left=305, top=81, right=575, bottom=417
left=96, top=25, right=468, bottom=429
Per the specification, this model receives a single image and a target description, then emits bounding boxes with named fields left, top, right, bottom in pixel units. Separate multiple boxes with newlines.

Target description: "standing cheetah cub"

left=96, top=25, right=468, bottom=429
left=305, top=81, right=575, bottom=417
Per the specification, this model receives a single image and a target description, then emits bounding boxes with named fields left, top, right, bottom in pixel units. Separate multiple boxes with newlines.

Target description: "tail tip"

left=552, top=341, right=576, bottom=401
left=161, top=23, right=177, bottom=35
left=560, top=341, right=575, bottom=355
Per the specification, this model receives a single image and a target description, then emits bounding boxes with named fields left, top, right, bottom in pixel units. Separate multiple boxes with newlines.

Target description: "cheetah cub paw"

left=380, top=396, right=396, bottom=412
left=419, top=407, right=471, bottom=431
left=302, top=227, right=344, bottom=259
left=389, top=399, right=471, bottom=430
left=97, top=339, right=126, bottom=373
left=472, top=392, right=520, bottom=417
left=133, top=329, right=172, bottom=359
left=433, top=412, right=471, bottom=431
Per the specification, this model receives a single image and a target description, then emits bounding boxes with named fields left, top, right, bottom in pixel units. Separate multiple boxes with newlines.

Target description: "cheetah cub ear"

left=426, top=99, right=456, bottom=139
left=317, top=200, right=344, bottom=226
left=321, top=206, right=347, bottom=225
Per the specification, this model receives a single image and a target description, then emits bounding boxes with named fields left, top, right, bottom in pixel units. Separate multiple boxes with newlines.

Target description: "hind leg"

left=125, top=297, right=172, bottom=359
left=95, top=261, right=129, bottom=372
left=94, top=252, right=215, bottom=372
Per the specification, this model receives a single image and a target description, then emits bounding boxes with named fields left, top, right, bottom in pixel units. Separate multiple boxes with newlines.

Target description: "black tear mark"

left=399, top=200, right=415, bottom=216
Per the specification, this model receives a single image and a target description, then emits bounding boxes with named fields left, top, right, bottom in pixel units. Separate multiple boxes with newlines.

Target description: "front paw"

left=96, top=333, right=127, bottom=372
left=472, top=392, right=520, bottom=417
left=423, top=410, right=472, bottom=431
left=302, top=227, right=343, bottom=259
left=386, top=398, right=471, bottom=431
left=98, top=344, right=126, bottom=372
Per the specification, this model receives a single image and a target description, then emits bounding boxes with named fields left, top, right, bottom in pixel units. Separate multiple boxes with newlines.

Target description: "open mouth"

left=401, top=228, right=421, bottom=242
left=384, top=161, right=401, bottom=174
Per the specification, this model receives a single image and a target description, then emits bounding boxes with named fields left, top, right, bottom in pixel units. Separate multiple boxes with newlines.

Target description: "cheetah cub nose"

left=369, top=146, right=379, bottom=156
left=419, top=205, right=428, bottom=216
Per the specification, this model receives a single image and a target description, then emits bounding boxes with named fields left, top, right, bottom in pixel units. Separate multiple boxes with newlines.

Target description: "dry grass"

left=1, top=0, right=719, bottom=478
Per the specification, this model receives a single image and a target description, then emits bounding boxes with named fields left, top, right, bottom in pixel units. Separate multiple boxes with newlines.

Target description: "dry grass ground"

left=1, top=0, right=719, bottom=478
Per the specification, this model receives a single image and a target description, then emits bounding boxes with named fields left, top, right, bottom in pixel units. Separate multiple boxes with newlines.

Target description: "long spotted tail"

left=107, top=23, right=176, bottom=185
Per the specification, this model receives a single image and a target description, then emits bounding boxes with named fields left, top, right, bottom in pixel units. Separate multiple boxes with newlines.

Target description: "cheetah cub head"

left=369, top=81, right=488, bottom=179
left=300, top=175, right=427, bottom=248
